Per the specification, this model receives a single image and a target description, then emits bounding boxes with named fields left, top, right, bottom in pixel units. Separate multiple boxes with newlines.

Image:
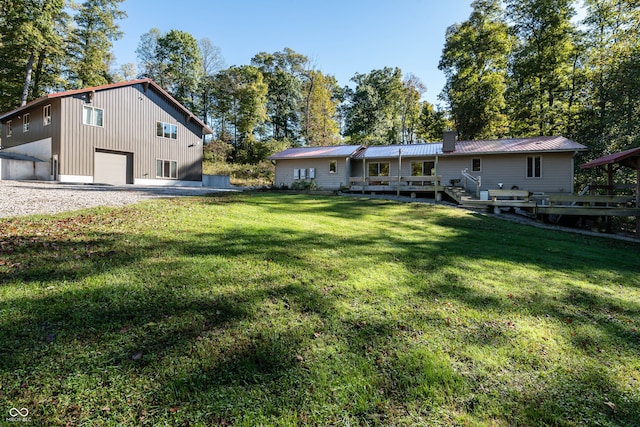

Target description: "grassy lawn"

left=1, top=193, right=639, bottom=426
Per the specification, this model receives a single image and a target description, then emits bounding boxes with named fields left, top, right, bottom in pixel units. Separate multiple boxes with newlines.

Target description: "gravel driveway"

left=0, top=180, right=236, bottom=218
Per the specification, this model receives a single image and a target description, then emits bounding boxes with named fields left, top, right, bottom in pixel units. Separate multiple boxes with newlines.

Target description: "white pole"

left=397, top=148, right=402, bottom=197
left=434, top=153, right=439, bottom=202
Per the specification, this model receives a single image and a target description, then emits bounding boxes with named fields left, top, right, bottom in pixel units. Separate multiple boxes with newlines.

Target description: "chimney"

left=443, top=130, right=457, bottom=153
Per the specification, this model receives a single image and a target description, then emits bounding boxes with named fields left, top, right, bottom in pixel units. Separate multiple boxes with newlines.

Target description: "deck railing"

left=461, top=168, right=481, bottom=198
left=349, top=175, right=441, bottom=187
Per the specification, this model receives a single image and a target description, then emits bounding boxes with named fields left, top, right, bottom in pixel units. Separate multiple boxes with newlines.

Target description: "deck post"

left=362, top=158, right=365, bottom=194
left=434, top=153, right=439, bottom=203
left=397, top=148, right=402, bottom=197
left=636, top=168, right=640, bottom=238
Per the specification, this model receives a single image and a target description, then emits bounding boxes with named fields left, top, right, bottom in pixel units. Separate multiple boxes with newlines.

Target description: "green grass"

left=1, top=193, right=639, bottom=426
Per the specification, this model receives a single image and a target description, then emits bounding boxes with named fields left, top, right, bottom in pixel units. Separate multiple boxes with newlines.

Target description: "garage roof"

left=0, top=79, right=213, bottom=135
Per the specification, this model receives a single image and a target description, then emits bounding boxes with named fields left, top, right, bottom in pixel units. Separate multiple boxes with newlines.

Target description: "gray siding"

left=274, top=157, right=351, bottom=190
left=365, top=152, right=576, bottom=194
left=438, top=153, right=575, bottom=193
left=1, top=98, right=60, bottom=154
left=59, top=84, right=203, bottom=181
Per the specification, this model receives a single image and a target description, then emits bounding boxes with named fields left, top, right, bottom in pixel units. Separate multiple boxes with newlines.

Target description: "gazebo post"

left=636, top=167, right=640, bottom=237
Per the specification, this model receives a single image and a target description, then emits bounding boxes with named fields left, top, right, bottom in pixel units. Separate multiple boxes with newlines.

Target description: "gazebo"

left=580, top=146, right=640, bottom=236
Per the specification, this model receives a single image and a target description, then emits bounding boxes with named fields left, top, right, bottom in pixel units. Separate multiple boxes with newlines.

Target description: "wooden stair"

left=443, top=186, right=476, bottom=204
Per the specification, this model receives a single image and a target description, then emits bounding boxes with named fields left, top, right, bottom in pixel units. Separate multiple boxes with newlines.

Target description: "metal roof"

left=580, top=146, right=640, bottom=170
left=451, top=136, right=586, bottom=155
left=351, top=144, right=441, bottom=159
left=351, top=136, right=586, bottom=159
left=268, top=145, right=363, bottom=160
left=0, top=79, right=213, bottom=135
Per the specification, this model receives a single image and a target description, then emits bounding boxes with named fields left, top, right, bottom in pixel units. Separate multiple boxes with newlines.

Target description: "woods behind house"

left=1, top=0, right=639, bottom=185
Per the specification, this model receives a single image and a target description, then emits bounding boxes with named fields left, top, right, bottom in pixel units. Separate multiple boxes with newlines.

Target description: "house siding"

left=274, top=157, right=351, bottom=190
left=381, top=152, right=575, bottom=194
left=1, top=99, right=60, bottom=152
left=443, top=153, right=575, bottom=193
left=59, top=84, right=203, bottom=182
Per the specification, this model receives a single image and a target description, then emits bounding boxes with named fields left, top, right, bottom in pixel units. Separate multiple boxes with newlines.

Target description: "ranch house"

left=270, top=133, right=587, bottom=199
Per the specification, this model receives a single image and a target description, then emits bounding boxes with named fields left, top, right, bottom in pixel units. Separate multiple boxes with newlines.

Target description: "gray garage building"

left=0, top=79, right=212, bottom=186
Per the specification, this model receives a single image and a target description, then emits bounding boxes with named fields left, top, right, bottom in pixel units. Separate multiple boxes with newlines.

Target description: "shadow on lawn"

left=1, top=194, right=639, bottom=424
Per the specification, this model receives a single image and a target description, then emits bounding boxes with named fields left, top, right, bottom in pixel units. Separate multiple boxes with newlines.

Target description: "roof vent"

left=443, top=130, right=457, bottom=153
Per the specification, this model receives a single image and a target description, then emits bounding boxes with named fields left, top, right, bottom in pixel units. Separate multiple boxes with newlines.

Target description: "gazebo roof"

left=580, top=146, right=640, bottom=170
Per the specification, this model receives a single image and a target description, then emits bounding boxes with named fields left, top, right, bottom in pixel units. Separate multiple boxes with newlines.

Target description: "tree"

left=0, top=0, right=67, bottom=109
left=136, top=28, right=162, bottom=80
left=343, top=67, right=405, bottom=145
left=416, top=102, right=451, bottom=141
left=400, top=73, right=427, bottom=143
left=301, top=70, right=341, bottom=146
left=210, top=66, right=268, bottom=162
left=579, top=0, right=640, bottom=154
left=198, top=37, right=225, bottom=130
left=506, top=0, right=578, bottom=136
left=439, top=0, right=511, bottom=140
left=155, top=30, right=202, bottom=112
left=112, top=63, right=137, bottom=82
left=136, top=29, right=203, bottom=112
left=67, top=0, right=127, bottom=88
left=251, top=48, right=309, bottom=142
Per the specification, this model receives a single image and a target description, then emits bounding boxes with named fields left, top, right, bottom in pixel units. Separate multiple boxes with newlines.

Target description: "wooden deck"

left=534, top=195, right=640, bottom=216
left=349, top=175, right=443, bottom=194
left=348, top=181, right=638, bottom=218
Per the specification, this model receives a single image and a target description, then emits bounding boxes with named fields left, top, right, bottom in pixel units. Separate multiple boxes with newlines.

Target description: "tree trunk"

left=21, top=51, right=36, bottom=106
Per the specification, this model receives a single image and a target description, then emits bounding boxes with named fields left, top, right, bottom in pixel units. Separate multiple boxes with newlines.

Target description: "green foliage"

left=301, top=70, right=342, bottom=146
left=0, top=0, right=67, bottom=109
left=576, top=0, right=640, bottom=157
left=67, top=0, right=127, bottom=88
left=203, top=160, right=274, bottom=186
left=506, top=0, right=578, bottom=136
left=209, top=65, right=268, bottom=162
left=0, top=195, right=638, bottom=425
left=417, top=101, right=451, bottom=141
left=289, top=180, right=318, bottom=191
left=251, top=48, right=309, bottom=142
left=400, top=73, right=427, bottom=143
left=203, top=139, right=233, bottom=163
left=439, top=0, right=512, bottom=140
left=344, top=67, right=405, bottom=144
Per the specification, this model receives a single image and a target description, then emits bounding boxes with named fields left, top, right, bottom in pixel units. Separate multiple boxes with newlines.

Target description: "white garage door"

left=94, top=151, right=131, bottom=185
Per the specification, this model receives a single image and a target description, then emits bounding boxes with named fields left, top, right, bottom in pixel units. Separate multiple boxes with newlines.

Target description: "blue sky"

left=111, top=1, right=477, bottom=106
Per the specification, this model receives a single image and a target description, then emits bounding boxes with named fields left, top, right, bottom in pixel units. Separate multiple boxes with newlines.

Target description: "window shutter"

left=294, top=168, right=300, bottom=180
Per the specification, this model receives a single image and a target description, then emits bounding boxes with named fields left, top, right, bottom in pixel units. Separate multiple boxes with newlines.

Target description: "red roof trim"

left=0, top=78, right=212, bottom=134
left=580, top=146, right=640, bottom=169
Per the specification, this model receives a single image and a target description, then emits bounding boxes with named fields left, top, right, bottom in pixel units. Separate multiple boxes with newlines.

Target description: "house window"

left=6, top=120, right=12, bottom=137
left=83, top=106, right=103, bottom=127
left=369, top=162, right=390, bottom=177
left=368, top=162, right=390, bottom=184
left=527, top=156, right=542, bottom=178
left=411, top=161, right=435, bottom=176
left=23, top=114, right=30, bottom=132
left=472, top=158, right=481, bottom=172
left=329, top=160, right=337, bottom=174
left=43, top=104, right=51, bottom=126
left=156, top=121, right=177, bottom=139
left=156, top=159, right=177, bottom=179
